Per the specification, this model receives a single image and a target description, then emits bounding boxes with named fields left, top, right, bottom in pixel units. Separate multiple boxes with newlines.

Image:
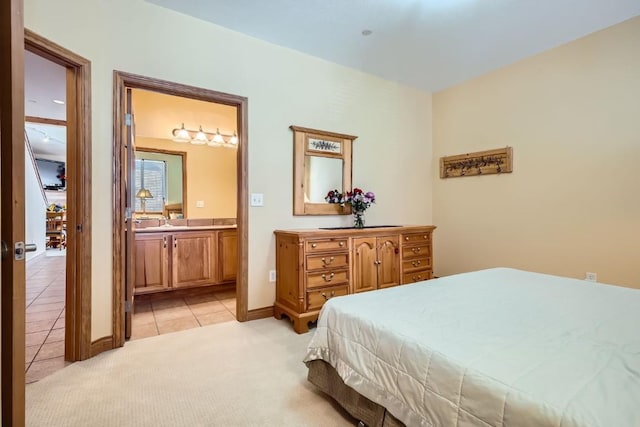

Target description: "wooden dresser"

left=274, top=225, right=435, bottom=333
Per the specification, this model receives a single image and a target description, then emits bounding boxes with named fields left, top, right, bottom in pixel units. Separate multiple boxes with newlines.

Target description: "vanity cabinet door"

left=171, top=231, right=217, bottom=288
left=134, top=233, right=170, bottom=293
left=218, top=230, right=237, bottom=283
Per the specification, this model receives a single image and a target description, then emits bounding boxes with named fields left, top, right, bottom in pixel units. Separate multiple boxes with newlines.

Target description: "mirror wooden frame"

left=134, top=147, right=187, bottom=217
left=291, top=125, right=357, bottom=215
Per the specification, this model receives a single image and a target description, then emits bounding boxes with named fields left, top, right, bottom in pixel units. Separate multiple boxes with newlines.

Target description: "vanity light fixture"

left=171, top=123, right=239, bottom=148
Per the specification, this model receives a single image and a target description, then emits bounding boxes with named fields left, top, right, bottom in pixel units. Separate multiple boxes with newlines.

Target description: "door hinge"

left=125, top=301, right=132, bottom=313
left=125, top=113, right=132, bottom=126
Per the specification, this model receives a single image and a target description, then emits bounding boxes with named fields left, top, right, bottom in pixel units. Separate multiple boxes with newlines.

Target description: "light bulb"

left=192, top=126, right=208, bottom=145
left=172, top=123, right=190, bottom=143
left=212, top=128, right=224, bottom=144
left=229, top=131, right=238, bottom=145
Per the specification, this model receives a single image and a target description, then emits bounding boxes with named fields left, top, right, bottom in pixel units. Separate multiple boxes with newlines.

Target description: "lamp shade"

left=135, top=188, right=153, bottom=199
left=172, top=123, right=191, bottom=143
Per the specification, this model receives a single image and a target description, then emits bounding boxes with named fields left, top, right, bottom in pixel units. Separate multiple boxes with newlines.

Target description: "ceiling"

left=24, top=50, right=67, bottom=160
left=146, top=0, right=640, bottom=91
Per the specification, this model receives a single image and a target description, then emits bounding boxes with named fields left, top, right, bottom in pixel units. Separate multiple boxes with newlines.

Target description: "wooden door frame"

left=24, top=30, right=93, bottom=361
left=112, top=71, right=249, bottom=347
left=1, top=0, right=26, bottom=423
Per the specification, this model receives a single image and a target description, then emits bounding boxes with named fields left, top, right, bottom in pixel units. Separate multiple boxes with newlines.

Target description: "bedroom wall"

left=432, top=16, right=640, bottom=288
left=24, top=0, right=433, bottom=339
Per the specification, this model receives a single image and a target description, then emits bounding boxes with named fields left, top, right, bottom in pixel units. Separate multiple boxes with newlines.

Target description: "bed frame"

left=306, top=360, right=405, bottom=427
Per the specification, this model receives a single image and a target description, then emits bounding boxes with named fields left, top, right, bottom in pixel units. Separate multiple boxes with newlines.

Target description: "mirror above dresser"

left=291, top=125, right=357, bottom=215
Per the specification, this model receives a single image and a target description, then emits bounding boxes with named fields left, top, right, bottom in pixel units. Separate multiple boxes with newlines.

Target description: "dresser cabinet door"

left=377, top=236, right=400, bottom=289
left=172, top=232, right=216, bottom=288
left=352, top=237, right=378, bottom=293
left=134, top=233, right=170, bottom=294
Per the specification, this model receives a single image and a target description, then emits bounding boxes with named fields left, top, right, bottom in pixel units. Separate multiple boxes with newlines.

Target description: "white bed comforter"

left=304, top=268, right=640, bottom=427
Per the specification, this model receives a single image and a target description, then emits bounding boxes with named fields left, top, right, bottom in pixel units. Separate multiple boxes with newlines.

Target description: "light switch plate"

left=250, top=193, right=264, bottom=207
left=196, top=200, right=205, bottom=208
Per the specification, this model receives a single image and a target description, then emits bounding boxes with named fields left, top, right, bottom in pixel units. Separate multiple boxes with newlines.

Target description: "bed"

left=303, top=268, right=640, bottom=427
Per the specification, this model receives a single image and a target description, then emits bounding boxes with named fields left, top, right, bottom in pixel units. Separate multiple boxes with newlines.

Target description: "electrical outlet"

left=251, top=193, right=264, bottom=207
left=585, top=272, right=597, bottom=282
left=269, top=270, right=276, bottom=282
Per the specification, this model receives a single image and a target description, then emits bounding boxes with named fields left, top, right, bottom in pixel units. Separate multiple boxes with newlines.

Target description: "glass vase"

left=353, top=210, right=365, bottom=229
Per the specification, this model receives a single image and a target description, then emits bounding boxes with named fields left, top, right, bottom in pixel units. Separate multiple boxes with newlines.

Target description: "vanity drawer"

left=402, top=256, right=432, bottom=273
left=402, top=271, right=432, bottom=284
left=402, top=244, right=431, bottom=259
left=307, top=285, right=349, bottom=311
left=306, top=253, right=349, bottom=271
left=306, top=239, right=348, bottom=253
left=402, top=232, right=431, bottom=244
left=306, top=269, right=349, bottom=289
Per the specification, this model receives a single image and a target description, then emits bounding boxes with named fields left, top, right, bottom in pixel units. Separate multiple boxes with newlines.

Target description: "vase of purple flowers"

left=345, top=188, right=375, bottom=228
left=325, top=188, right=376, bottom=228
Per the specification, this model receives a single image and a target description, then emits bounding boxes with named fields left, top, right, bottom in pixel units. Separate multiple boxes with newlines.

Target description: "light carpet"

left=26, top=318, right=355, bottom=426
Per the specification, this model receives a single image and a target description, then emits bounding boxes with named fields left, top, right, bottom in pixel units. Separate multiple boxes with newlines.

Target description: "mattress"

left=304, top=268, right=640, bottom=427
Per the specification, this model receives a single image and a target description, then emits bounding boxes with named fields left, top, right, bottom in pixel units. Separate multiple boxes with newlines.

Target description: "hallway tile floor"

left=25, top=251, right=69, bottom=384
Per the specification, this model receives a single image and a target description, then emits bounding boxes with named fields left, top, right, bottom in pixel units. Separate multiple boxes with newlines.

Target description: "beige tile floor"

left=25, top=250, right=70, bottom=384
left=131, top=289, right=237, bottom=340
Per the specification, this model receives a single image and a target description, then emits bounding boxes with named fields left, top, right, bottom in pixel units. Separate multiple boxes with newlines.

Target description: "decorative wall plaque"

left=440, top=147, right=513, bottom=178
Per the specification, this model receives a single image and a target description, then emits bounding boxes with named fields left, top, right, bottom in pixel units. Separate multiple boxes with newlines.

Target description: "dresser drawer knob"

left=339, top=242, right=344, bottom=247
left=405, top=236, right=409, bottom=241
left=423, top=235, right=428, bottom=239
left=321, top=290, right=336, bottom=300
left=412, top=275, right=422, bottom=282
left=321, top=272, right=335, bottom=282
left=412, top=260, right=421, bottom=267
left=411, top=247, right=421, bottom=254
left=311, top=243, right=317, bottom=248
left=321, top=256, right=335, bottom=265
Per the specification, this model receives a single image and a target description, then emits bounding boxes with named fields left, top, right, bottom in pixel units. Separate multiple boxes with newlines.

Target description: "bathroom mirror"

left=134, top=148, right=187, bottom=218
left=291, top=125, right=356, bottom=215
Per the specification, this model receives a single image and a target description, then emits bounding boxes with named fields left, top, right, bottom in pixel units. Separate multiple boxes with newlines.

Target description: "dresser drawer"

left=402, top=232, right=431, bottom=244
left=307, top=285, right=349, bottom=311
left=306, top=238, right=348, bottom=253
left=402, top=256, right=432, bottom=273
left=306, top=253, right=349, bottom=271
left=402, top=244, right=431, bottom=258
left=306, top=269, right=349, bottom=289
left=402, top=271, right=432, bottom=284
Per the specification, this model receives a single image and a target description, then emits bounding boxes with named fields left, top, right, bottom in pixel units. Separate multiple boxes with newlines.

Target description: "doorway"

left=1, top=22, right=92, bottom=423
left=112, top=72, right=248, bottom=347
left=24, top=49, right=69, bottom=382
left=24, top=30, right=93, bottom=363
